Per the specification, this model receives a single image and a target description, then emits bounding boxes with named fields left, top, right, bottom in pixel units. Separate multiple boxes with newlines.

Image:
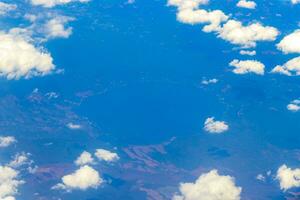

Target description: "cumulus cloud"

left=168, top=0, right=228, bottom=32
left=229, top=59, right=265, bottom=75
left=0, top=136, right=16, bottom=148
left=239, top=50, right=256, bottom=56
left=0, top=2, right=16, bottom=16
left=276, top=165, right=300, bottom=191
left=291, top=0, right=300, bottom=4
left=43, top=16, right=73, bottom=39
left=271, top=56, right=300, bottom=76
left=8, top=152, right=31, bottom=168
left=53, top=165, right=103, bottom=191
left=236, top=0, right=256, bottom=9
left=218, top=20, right=279, bottom=48
left=0, top=166, right=24, bottom=200
left=201, top=78, right=218, bottom=85
left=173, top=170, right=242, bottom=200
left=30, top=0, right=90, bottom=8
left=286, top=99, right=300, bottom=112
left=277, top=30, right=300, bottom=54
left=67, top=122, right=82, bottom=130
left=168, top=0, right=278, bottom=48
left=204, top=117, right=229, bottom=134
left=75, top=151, right=94, bottom=166
left=0, top=32, right=55, bottom=79
left=95, top=149, right=119, bottom=162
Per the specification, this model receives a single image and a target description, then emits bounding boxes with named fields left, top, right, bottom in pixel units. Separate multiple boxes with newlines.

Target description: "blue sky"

left=1, top=0, right=300, bottom=200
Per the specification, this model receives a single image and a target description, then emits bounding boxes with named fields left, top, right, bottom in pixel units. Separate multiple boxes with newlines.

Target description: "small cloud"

left=204, top=117, right=229, bottom=134
left=8, top=152, right=31, bottom=168
left=94, top=149, right=119, bottom=162
left=30, top=0, right=90, bottom=8
left=53, top=165, right=103, bottom=191
left=256, top=174, right=265, bottom=182
left=0, top=2, right=17, bottom=16
left=201, top=78, right=218, bottom=85
left=276, top=164, right=300, bottom=191
left=0, top=165, right=24, bottom=199
left=236, top=0, right=256, bottom=9
left=239, top=50, right=256, bottom=56
left=43, top=16, right=74, bottom=39
left=0, top=136, right=16, bottom=148
left=287, top=99, right=300, bottom=112
left=271, top=57, right=300, bottom=76
left=75, top=151, right=94, bottom=166
left=229, top=59, right=265, bottom=75
left=173, top=169, right=241, bottom=200
left=67, top=123, right=82, bottom=130
left=277, top=30, right=300, bottom=54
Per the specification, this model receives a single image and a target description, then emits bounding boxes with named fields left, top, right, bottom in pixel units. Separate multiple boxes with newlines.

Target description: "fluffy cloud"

left=168, top=0, right=228, bottom=32
left=0, top=136, right=16, bottom=148
left=30, top=0, right=90, bottom=8
left=286, top=99, right=300, bottom=112
left=236, top=0, right=256, bottom=9
left=75, top=151, right=94, bottom=166
left=0, top=2, right=16, bottom=16
left=95, top=149, right=119, bottom=162
left=277, top=30, right=300, bottom=54
left=176, top=9, right=229, bottom=32
left=8, top=152, right=31, bottom=168
left=173, top=170, right=242, bottom=200
left=0, top=32, right=55, bottom=79
left=43, top=16, right=73, bottom=39
left=229, top=59, right=265, bottom=75
left=218, top=20, right=278, bottom=48
left=239, top=50, right=256, bottom=56
left=53, top=165, right=103, bottom=191
left=271, top=56, right=300, bottom=76
left=201, top=78, right=218, bottom=85
left=168, top=0, right=278, bottom=48
left=276, top=165, right=300, bottom=191
left=67, top=123, right=82, bottom=130
left=204, top=117, right=229, bottom=134
left=0, top=166, right=24, bottom=200
left=291, top=0, right=300, bottom=4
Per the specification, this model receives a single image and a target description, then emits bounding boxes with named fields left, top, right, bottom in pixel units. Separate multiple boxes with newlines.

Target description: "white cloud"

left=176, top=9, right=229, bottom=32
left=286, top=99, right=300, bottom=112
left=0, top=166, right=24, bottom=200
left=168, top=1, right=278, bottom=48
left=239, top=50, right=256, bottom=56
left=0, top=32, right=55, bottom=79
left=8, top=152, right=31, bottom=168
left=277, top=30, right=300, bottom=54
left=287, top=103, right=300, bottom=112
left=43, top=16, right=73, bottom=39
left=173, top=170, right=241, bottom=200
left=53, top=165, right=103, bottom=191
left=30, top=0, right=90, bottom=8
left=218, top=20, right=279, bottom=48
left=271, top=56, right=300, bottom=76
left=256, top=174, right=265, bottom=181
left=236, top=0, right=256, bottom=9
left=0, top=2, right=16, bottom=16
left=204, top=117, right=229, bottom=134
left=0, top=136, right=16, bottom=148
left=67, top=123, right=82, bottom=130
left=95, top=149, right=119, bottom=162
left=276, top=165, right=300, bottom=191
left=291, top=0, right=300, bottom=4
left=75, top=151, right=94, bottom=166
left=229, top=59, right=265, bottom=75
left=201, top=78, right=218, bottom=85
